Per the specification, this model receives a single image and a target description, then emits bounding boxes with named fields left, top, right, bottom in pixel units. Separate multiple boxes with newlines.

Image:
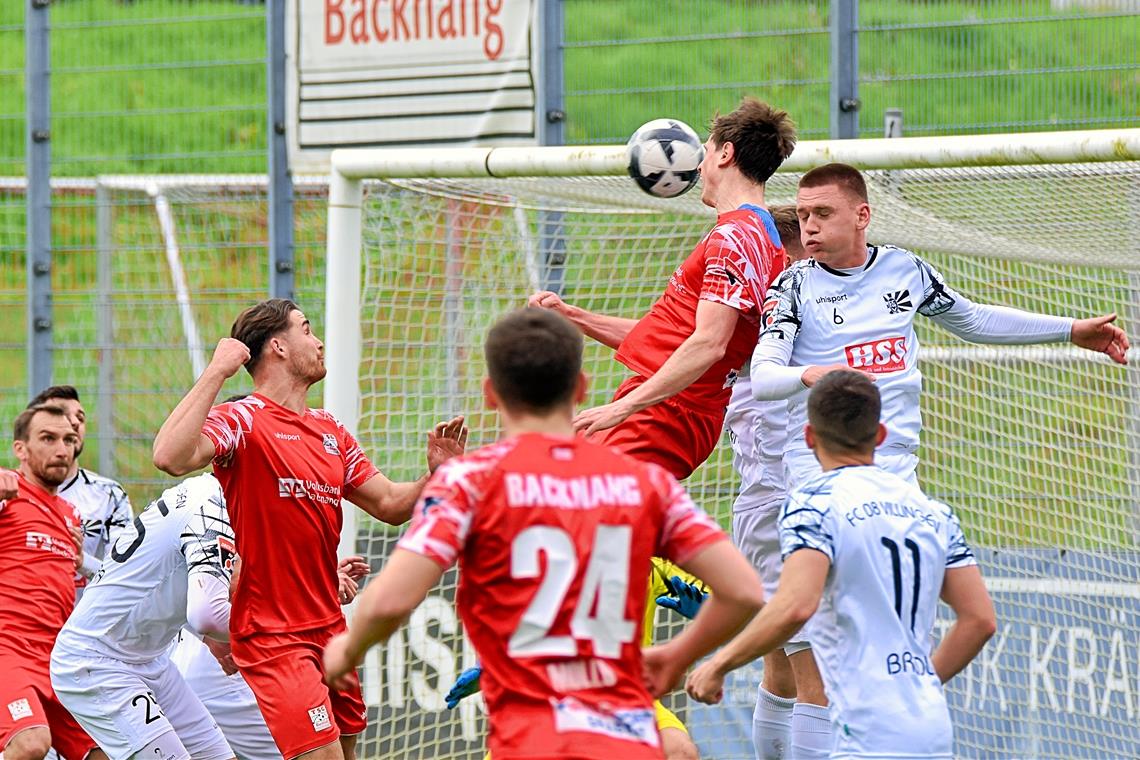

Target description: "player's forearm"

left=666, top=592, right=763, bottom=673
left=617, top=335, right=726, bottom=412
left=931, top=615, right=995, bottom=683
left=564, top=305, right=638, bottom=350
left=358, top=474, right=429, bottom=526
left=78, top=551, right=100, bottom=579
left=750, top=338, right=804, bottom=400
left=153, top=368, right=227, bottom=475
left=708, top=592, right=811, bottom=676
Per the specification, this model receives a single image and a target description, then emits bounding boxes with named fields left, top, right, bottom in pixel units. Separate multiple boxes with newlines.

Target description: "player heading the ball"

left=531, top=97, right=795, bottom=481
left=323, top=308, right=764, bottom=760
left=686, top=370, right=997, bottom=759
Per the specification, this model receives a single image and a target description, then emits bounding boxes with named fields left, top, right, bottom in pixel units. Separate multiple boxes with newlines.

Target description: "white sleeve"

left=929, top=293, right=1073, bottom=344
left=751, top=266, right=809, bottom=400
left=186, top=572, right=231, bottom=639
left=911, top=252, right=1073, bottom=343
left=79, top=550, right=102, bottom=579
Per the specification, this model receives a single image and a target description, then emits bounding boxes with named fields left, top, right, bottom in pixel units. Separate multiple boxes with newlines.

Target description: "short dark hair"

left=28, top=385, right=80, bottom=408
left=485, top=309, right=583, bottom=413
left=709, top=98, right=797, bottom=185
left=770, top=204, right=801, bottom=253
left=231, top=299, right=299, bottom=377
left=15, top=404, right=69, bottom=442
left=807, top=371, right=881, bottom=454
left=799, top=163, right=868, bottom=203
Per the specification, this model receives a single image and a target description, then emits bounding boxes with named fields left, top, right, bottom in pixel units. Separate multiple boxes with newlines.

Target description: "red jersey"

left=398, top=433, right=727, bottom=759
left=203, top=394, right=379, bottom=636
left=0, top=474, right=81, bottom=664
left=615, top=206, right=785, bottom=412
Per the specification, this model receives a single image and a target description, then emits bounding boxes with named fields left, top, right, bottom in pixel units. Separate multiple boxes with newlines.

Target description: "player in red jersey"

left=323, top=308, right=764, bottom=760
left=530, top=97, right=796, bottom=481
left=152, top=299, right=466, bottom=760
left=0, top=405, right=106, bottom=760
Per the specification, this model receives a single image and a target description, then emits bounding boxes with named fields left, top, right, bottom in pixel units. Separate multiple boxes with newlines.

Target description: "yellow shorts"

left=655, top=699, right=688, bottom=734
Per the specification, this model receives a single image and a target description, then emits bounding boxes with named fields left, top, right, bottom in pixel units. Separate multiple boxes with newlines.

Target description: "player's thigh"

left=787, top=649, right=827, bottom=706
left=235, top=636, right=343, bottom=760
left=37, top=690, right=99, bottom=760
left=49, top=652, right=178, bottom=760
left=197, top=679, right=277, bottom=760
left=761, top=650, right=797, bottom=698
left=149, top=665, right=232, bottom=760
left=731, top=500, right=784, bottom=599
left=125, top=730, right=189, bottom=760
left=1, top=674, right=52, bottom=760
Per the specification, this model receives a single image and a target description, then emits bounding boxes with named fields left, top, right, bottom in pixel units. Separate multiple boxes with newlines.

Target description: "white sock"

left=753, top=685, right=796, bottom=760
left=790, top=702, right=832, bottom=759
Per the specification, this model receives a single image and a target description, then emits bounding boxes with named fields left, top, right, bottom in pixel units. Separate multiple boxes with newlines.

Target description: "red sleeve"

left=648, top=464, right=727, bottom=565
left=700, top=220, right=780, bottom=321
left=339, top=425, right=379, bottom=495
left=202, top=402, right=252, bottom=464
left=396, top=460, right=477, bottom=569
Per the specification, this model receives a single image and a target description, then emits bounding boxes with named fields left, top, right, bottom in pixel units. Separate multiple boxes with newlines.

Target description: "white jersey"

left=58, top=466, right=132, bottom=584
left=56, top=473, right=234, bottom=663
left=779, top=465, right=977, bottom=758
left=752, top=245, right=1072, bottom=460
left=725, top=376, right=787, bottom=510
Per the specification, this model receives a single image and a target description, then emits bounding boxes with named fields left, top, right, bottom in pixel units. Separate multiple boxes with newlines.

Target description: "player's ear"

left=719, top=140, right=735, bottom=167
left=482, top=377, right=499, bottom=410
left=11, top=439, right=23, bottom=462
left=855, top=201, right=871, bottom=230
left=574, top=372, right=588, bottom=404
left=875, top=422, right=887, bottom=447
left=803, top=424, right=816, bottom=450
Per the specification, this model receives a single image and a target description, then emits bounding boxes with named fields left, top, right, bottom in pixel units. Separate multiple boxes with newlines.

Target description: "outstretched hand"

left=337, top=556, right=369, bottom=605
left=656, top=575, right=708, bottom=621
left=1071, top=313, right=1129, bottom=365
left=427, top=416, right=468, bottom=473
left=444, top=665, right=483, bottom=709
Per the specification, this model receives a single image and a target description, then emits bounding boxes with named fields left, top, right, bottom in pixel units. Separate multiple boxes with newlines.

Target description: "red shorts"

left=233, top=625, right=367, bottom=759
left=593, top=376, right=724, bottom=480
left=0, top=662, right=96, bottom=760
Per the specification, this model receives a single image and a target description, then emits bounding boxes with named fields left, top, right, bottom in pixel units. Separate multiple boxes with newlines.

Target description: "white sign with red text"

left=287, top=0, right=539, bottom=171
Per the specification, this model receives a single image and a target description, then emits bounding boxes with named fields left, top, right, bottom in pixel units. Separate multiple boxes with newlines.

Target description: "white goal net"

left=326, top=130, right=1140, bottom=759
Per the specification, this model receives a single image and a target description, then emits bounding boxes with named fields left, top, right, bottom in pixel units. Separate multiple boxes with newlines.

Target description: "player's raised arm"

left=344, top=415, right=466, bottom=525
left=528, top=290, right=638, bottom=349
left=574, top=299, right=738, bottom=435
left=153, top=338, right=250, bottom=475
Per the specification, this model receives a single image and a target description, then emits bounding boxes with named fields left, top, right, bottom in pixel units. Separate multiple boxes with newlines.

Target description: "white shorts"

left=169, top=633, right=279, bottom=760
left=783, top=448, right=919, bottom=654
left=731, top=498, right=784, bottom=600
left=50, top=639, right=233, bottom=760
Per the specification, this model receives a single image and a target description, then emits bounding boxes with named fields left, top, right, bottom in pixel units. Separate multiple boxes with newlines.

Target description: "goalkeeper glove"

left=655, top=575, right=708, bottom=620
left=445, top=664, right=483, bottom=709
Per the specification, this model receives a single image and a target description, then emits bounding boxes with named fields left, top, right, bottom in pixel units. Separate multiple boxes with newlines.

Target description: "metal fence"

left=2, top=0, right=1139, bottom=504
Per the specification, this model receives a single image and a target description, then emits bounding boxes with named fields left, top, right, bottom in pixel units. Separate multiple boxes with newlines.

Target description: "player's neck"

left=63, top=461, right=79, bottom=483
left=252, top=374, right=311, bottom=414
left=19, top=466, right=59, bottom=495
left=499, top=408, right=575, bottom=438
left=815, top=449, right=874, bottom=471
left=820, top=239, right=868, bottom=270
left=714, top=176, right=765, bottom=215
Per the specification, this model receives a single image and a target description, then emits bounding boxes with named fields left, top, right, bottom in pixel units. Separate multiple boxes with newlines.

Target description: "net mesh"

left=349, top=163, right=1140, bottom=759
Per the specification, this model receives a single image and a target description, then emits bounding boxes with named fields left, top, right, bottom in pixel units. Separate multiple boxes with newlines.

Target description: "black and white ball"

left=626, top=118, right=705, bottom=198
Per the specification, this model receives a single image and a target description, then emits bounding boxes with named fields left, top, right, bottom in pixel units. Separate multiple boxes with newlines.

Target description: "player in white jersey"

left=28, top=386, right=132, bottom=593
left=725, top=205, right=808, bottom=760
left=50, top=474, right=235, bottom=760
left=751, top=162, right=1129, bottom=490
left=687, top=371, right=997, bottom=759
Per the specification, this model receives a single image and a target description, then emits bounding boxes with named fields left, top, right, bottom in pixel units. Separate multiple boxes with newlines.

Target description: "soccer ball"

left=626, top=118, right=705, bottom=198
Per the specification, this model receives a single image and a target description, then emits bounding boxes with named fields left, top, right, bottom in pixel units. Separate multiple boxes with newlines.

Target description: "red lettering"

left=350, top=0, right=369, bottom=42
left=425, top=0, right=434, bottom=38
left=325, top=0, right=346, bottom=43
left=438, top=0, right=457, bottom=38
left=845, top=336, right=907, bottom=374
left=392, top=0, right=410, bottom=39
left=371, top=0, right=389, bottom=42
left=484, top=0, right=502, bottom=59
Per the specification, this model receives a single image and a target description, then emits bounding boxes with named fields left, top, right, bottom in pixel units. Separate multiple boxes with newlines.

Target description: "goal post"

left=324, top=129, right=1140, bottom=760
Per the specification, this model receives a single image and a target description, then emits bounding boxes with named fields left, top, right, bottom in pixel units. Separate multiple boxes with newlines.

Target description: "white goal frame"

left=323, top=127, right=1140, bottom=559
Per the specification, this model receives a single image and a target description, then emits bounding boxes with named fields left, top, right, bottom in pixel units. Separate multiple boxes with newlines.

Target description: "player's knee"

left=661, top=727, right=700, bottom=760
left=4, top=727, right=53, bottom=760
